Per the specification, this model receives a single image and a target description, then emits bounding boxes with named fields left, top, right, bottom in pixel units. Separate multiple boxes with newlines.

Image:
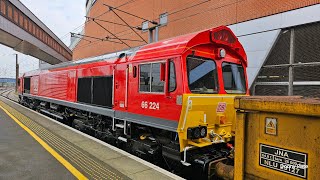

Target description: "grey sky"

left=0, top=0, right=86, bottom=78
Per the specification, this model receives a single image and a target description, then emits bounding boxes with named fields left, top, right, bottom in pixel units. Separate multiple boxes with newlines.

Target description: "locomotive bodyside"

left=19, top=26, right=248, bottom=179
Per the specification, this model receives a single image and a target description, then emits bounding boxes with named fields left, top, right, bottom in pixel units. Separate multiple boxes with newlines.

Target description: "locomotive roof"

left=25, top=26, right=246, bottom=76
left=35, top=30, right=201, bottom=72
left=38, top=47, right=141, bottom=71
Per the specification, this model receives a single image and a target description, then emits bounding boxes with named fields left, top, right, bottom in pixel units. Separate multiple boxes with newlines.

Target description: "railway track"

left=0, top=88, right=16, bottom=102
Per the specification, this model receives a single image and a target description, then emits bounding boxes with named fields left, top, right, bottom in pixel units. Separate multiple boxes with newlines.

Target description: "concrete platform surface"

left=0, top=96, right=183, bottom=180
left=0, top=100, right=75, bottom=180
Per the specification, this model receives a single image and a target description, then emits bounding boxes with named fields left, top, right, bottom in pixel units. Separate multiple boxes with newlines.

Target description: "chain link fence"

left=252, top=22, right=320, bottom=98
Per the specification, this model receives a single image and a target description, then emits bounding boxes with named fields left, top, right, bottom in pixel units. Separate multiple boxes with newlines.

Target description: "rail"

left=0, top=87, right=17, bottom=102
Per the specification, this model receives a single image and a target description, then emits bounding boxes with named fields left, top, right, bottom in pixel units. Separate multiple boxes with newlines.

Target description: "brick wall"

left=72, top=0, right=320, bottom=60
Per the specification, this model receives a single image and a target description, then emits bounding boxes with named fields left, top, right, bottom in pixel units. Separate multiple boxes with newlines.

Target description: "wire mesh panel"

left=294, top=22, right=320, bottom=64
left=293, top=86, right=320, bottom=98
left=264, top=30, right=291, bottom=65
left=254, top=85, right=288, bottom=96
left=92, top=77, right=113, bottom=108
left=253, top=23, right=320, bottom=97
left=77, top=78, right=92, bottom=104
left=252, top=29, right=291, bottom=95
left=256, top=67, right=289, bottom=82
left=293, top=65, right=320, bottom=81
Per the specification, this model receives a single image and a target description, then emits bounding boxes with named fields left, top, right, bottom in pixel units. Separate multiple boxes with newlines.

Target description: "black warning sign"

left=259, top=144, right=308, bottom=179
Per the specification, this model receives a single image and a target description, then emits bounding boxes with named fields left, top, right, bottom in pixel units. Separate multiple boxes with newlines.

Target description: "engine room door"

left=114, top=64, right=128, bottom=109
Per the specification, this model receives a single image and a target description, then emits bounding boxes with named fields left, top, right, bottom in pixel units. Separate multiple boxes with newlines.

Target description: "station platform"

left=0, top=89, right=183, bottom=180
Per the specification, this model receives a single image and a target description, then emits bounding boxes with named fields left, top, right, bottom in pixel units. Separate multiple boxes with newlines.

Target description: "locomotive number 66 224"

left=141, top=101, right=160, bottom=110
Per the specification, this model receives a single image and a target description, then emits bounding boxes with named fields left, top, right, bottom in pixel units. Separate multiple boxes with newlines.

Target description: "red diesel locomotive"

left=19, top=26, right=248, bottom=179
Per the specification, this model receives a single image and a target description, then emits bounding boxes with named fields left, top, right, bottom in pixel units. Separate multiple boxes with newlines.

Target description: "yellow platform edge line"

left=0, top=104, right=88, bottom=180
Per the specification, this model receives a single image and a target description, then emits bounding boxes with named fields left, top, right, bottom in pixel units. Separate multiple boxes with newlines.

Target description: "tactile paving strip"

left=0, top=101, right=130, bottom=180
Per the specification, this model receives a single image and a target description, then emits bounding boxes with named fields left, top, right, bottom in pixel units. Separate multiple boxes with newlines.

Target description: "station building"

left=0, top=78, right=15, bottom=87
left=71, top=0, right=320, bottom=97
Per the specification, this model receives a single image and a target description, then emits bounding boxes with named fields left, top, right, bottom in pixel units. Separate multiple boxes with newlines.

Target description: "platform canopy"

left=0, top=0, right=72, bottom=64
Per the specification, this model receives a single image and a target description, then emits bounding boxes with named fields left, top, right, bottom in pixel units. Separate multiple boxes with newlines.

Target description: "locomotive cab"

left=174, top=26, right=248, bottom=178
left=114, top=26, right=248, bottom=178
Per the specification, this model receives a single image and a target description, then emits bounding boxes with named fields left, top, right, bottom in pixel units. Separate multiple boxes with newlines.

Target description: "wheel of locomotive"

left=72, top=119, right=82, bottom=131
left=94, top=122, right=104, bottom=139
left=63, top=115, right=73, bottom=126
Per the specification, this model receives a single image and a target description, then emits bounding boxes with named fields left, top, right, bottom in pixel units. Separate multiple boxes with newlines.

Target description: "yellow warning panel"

left=265, top=117, right=277, bottom=135
left=235, top=96, right=320, bottom=180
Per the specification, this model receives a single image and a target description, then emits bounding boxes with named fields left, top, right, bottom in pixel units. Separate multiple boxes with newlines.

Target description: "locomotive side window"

left=222, top=62, right=246, bottom=94
left=24, top=77, right=31, bottom=94
left=139, top=62, right=165, bottom=93
left=169, top=61, right=176, bottom=92
left=187, top=56, right=218, bottom=94
left=139, top=64, right=151, bottom=92
left=133, top=66, right=137, bottom=78
left=151, top=63, right=164, bottom=92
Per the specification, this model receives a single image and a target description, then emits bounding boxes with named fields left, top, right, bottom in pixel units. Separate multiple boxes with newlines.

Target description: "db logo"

left=216, top=102, right=227, bottom=113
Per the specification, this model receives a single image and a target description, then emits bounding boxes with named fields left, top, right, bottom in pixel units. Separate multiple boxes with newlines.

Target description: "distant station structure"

left=0, top=0, right=72, bottom=64
left=0, top=78, right=15, bottom=87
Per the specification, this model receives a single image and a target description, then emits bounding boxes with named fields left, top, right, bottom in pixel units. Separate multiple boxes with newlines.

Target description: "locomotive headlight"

left=200, top=126, right=207, bottom=138
left=188, top=127, right=200, bottom=139
left=193, top=128, right=201, bottom=139
left=219, top=48, right=226, bottom=58
left=187, top=126, right=207, bottom=139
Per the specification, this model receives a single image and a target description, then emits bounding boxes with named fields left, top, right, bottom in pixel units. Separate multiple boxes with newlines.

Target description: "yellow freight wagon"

left=234, top=96, right=320, bottom=180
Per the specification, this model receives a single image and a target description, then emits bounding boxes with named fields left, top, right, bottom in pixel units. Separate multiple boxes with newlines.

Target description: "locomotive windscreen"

left=77, top=76, right=113, bottom=108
